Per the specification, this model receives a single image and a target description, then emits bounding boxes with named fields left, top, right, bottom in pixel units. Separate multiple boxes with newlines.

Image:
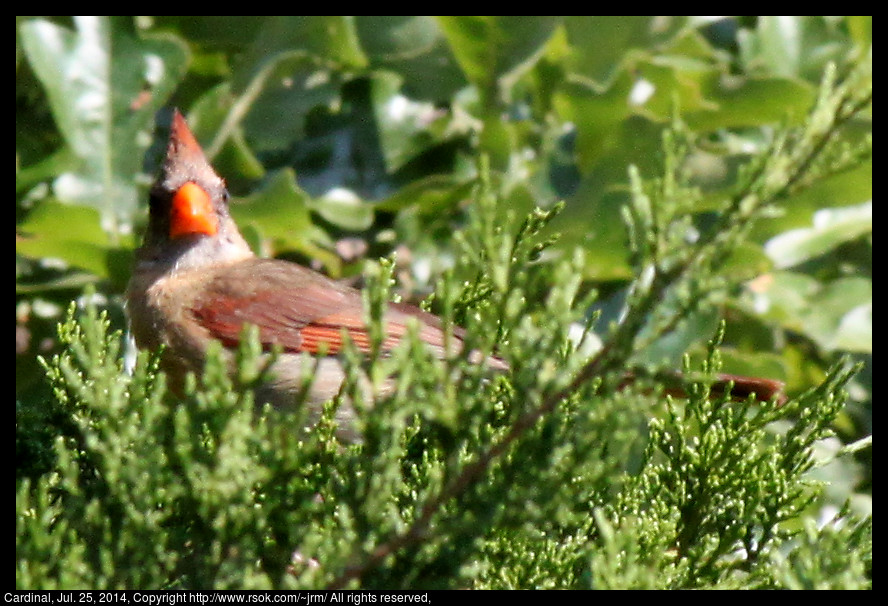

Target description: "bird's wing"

left=188, top=258, right=456, bottom=357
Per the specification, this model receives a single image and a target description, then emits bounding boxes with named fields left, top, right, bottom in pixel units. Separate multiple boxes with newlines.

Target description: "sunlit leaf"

left=369, top=72, right=453, bottom=173
left=738, top=16, right=851, bottom=81
left=19, top=16, right=188, bottom=229
left=309, top=187, right=375, bottom=232
left=765, top=201, right=872, bottom=268
left=741, top=271, right=872, bottom=353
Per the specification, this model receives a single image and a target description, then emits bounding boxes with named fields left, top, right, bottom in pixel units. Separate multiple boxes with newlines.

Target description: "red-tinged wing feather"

left=189, top=258, right=453, bottom=357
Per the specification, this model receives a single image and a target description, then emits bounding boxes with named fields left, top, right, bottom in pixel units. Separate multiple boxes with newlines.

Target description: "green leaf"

left=237, top=55, right=343, bottom=154
left=16, top=148, right=75, bottom=196
left=633, top=308, right=721, bottom=368
left=436, top=16, right=561, bottom=104
left=741, top=271, right=872, bottom=353
left=375, top=175, right=474, bottom=214
left=686, top=73, right=815, bottom=130
left=309, top=188, right=375, bottom=232
left=369, top=72, right=453, bottom=173
left=235, top=16, right=366, bottom=82
left=563, top=16, right=688, bottom=86
left=758, top=161, right=872, bottom=241
left=19, top=16, right=189, bottom=229
left=804, top=277, right=872, bottom=353
left=738, top=16, right=851, bottom=81
left=355, top=16, right=467, bottom=100
left=231, top=169, right=333, bottom=260
left=552, top=71, right=635, bottom=169
left=16, top=200, right=131, bottom=281
left=185, top=83, right=266, bottom=182
left=845, top=16, right=873, bottom=49
left=834, top=302, right=872, bottom=353
left=764, top=200, right=872, bottom=268
left=224, top=18, right=361, bottom=156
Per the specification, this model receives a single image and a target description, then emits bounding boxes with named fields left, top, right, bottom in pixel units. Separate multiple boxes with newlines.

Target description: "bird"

left=126, top=110, right=785, bottom=439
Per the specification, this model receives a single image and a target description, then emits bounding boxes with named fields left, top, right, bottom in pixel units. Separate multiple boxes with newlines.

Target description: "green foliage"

left=17, top=16, right=871, bottom=589
left=600, top=337, right=858, bottom=589
left=19, top=136, right=870, bottom=588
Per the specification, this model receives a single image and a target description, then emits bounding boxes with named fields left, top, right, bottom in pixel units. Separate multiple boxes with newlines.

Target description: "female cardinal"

left=127, top=110, right=784, bottom=437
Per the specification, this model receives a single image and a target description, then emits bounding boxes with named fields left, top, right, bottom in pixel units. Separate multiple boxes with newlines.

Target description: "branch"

left=325, top=56, right=871, bottom=590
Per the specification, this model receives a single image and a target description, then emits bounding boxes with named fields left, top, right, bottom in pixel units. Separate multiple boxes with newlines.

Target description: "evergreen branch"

left=779, top=88, right=872, bottom=197
left=326, top=56, right=871, bottom=590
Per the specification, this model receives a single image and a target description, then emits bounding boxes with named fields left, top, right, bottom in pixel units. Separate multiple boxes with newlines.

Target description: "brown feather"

left=188, top=257, right=458, bottom=357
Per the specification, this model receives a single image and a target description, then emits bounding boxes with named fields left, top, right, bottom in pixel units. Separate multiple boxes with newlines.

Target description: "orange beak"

left=169, top=181, right=218, bottom=238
